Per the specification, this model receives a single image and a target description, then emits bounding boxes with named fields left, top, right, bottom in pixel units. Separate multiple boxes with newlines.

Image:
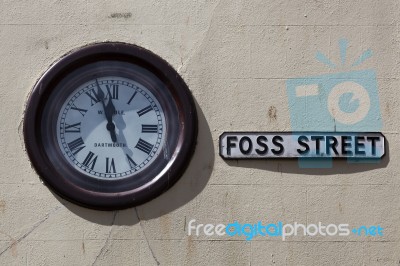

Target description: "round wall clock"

left=24, top=42, right=197, bottom=210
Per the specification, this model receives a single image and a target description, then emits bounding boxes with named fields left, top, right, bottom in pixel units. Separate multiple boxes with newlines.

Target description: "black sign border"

left=219, top=131, right=386, bottom=160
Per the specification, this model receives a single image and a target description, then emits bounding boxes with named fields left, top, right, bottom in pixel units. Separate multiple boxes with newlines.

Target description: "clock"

left=23, top=42, right=198, bottom=210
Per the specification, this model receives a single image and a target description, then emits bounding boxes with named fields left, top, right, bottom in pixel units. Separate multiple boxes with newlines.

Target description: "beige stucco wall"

left=1, top=0, right=400, bottom=265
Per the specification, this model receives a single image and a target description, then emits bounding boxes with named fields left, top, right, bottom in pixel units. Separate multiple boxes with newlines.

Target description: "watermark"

left=286, top=39, right=382, bottom=168
left=187, top=219, right=383, bottom=241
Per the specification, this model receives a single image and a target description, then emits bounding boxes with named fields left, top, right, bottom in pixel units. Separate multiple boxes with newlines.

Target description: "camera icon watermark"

left=286, top=39, right=383, bottom=168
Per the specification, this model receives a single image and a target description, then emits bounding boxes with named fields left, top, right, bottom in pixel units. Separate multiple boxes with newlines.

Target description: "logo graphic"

left=187, top=219, right=384, bottom=241
left=286, top=39, right=382, bottom=168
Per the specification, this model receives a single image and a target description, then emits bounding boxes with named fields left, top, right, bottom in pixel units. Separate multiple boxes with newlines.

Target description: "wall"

left=1, top=0, right=400, bottom=265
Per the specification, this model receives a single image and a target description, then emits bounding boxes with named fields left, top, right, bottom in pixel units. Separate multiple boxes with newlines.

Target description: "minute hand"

left=95, top=79, right=117, bottom=142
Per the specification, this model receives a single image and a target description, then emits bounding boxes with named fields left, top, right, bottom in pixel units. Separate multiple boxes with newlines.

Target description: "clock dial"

left=57, top=77, right=166, bottom=179
left=23, top=42, right=198, bottom=210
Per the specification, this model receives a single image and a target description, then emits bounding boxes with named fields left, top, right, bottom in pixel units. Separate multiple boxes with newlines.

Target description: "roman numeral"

left=106, top=84, right=119, bottom=100
left=141, top=124, right=158, bottom=133
left=71, top=104, right=87, bottom=116
left=126, top=154, right=137, bottom=169
left=67, top=137, right=85, bottom=155
left=135, top=138, right=154, bottom=154
left=127, top=91, right=137, bottom=105
left=106, top=157, right=116, bottom=173
left=85, top=89, right=101, bottom=106
left=65, top=122, right=81, bottom=133
left=82, top=151, right=98, bottom=170
left=137, top=105, right=153, bottom=117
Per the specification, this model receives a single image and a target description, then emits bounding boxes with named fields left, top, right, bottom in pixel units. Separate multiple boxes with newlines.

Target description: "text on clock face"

left=97, top=110, right=125, bottom=115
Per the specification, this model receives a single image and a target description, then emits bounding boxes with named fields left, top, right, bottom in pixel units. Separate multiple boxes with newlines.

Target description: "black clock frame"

left=23, top=42, right=198, bottom=210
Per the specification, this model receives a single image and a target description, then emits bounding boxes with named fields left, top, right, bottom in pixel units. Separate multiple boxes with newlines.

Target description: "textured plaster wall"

left=0, top=0, right=399, bottom=265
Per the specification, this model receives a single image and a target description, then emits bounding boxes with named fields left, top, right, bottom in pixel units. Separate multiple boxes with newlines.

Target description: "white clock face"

left=57, top=76, right=166, bottom=179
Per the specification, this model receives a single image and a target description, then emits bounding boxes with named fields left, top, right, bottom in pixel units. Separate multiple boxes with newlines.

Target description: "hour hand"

left=105, top=99, right=117, bottom=142
left=106, top=120, right=117, bottom=142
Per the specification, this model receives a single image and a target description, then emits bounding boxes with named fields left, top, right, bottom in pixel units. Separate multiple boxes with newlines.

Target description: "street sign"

left=219, top=132, right=385, bottom=159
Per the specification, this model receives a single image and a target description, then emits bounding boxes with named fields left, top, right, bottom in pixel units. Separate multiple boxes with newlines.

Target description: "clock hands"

left=105, top=100, right=117, bottom=143
left=95, top=79, right=117, bottom=142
